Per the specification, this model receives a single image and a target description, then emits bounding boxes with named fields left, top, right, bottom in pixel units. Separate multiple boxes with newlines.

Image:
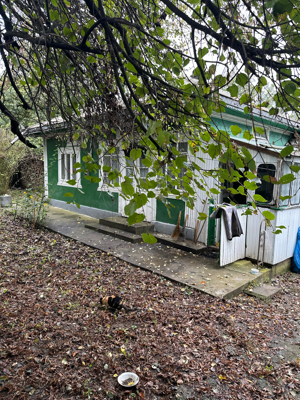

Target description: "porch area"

left=43, top=205, right=291, bottom=299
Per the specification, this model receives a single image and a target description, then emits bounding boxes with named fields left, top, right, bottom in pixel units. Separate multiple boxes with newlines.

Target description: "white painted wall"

left=219, top=207, right=247, bottom=266
left=244, top=207, right=300, bottom=265
left=272, top=208, right=300, bottom=264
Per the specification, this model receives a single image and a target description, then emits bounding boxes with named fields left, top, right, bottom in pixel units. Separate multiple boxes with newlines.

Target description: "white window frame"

left=58, top=145, right=81, bottom=188
left=125, top=153, right=149, bottom=181
left=98, top=148, right=120, bottom=191
left=159, top=141, right=190, bottom=191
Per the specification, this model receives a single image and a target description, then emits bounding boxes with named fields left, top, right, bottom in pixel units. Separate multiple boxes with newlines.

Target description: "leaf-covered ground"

left=0, top=214, right=300, bottom=400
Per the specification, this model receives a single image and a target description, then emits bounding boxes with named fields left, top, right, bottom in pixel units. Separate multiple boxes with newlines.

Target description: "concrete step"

left=99, top=216, right=154, bottom=235
left=154, top=233, right=208, bottom=254
left=85, top=222, right=143, bottom=244
left=244, top=284, right=282, bottom=299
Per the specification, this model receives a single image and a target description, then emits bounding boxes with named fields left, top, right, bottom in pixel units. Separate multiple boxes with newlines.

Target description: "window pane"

left=291, top=163, right=300, bottom=205
left=255, top=164, right=276, bottom=203
left=140, top=155, right=148, bottom=178
left=178, top=142, right=188, bottom=153
left=140, top=167, right=148, bottom=178
left=126, top=158, right=133, bottom=177
left=66, top=154, right=71, bottom=181
left=61, top=153, right=65, bottom=180
left=72, top=154, right=77, bottom=179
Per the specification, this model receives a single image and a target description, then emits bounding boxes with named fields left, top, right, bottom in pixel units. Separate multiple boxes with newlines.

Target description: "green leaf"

left=90, top=176, right=101, bottom=183
left=208, top=144, right=221, bottom=159
left=244, top=181, right=258, bottom=190
left=124, top=200, right=137, bottom=216
left=128, top=213, right=145, bottom=226
left=147, top=190, right=156, bottom=198
left=253, top=194, right=267, bottom=202
left=175, top=156, right=184, bottom=169
left=63, top=27, right=70, bottom=36
left=142, top=157, right=152, bottom=168
left=279, top=173, right=295, bottom=184
left=66, top=179, right=77, bottom=185
left=284, top=82, right=297, bottom=95
left=236, top=73, right=248, bottom=87
left=273, top=0, right=293, bottom=17
left=240, top=93, right=250, bottom=105
left=125, top=62, right=137, bottom=73
left=121, top=180, right=134, bottom=196
left=230, top=125, right=242, bottom=136
left=64, top=192, right=74, bottom=197
left=51, top=0, right=58, bottom=6
left=262, top=210, right=275, bottom=220
left=243, top=130, right=253, bottom=141
left=260, top=76, right=267, bottom=86
left=130, top=148, right=142, bottom=161
left=103, top=165, right=111, bottom=172
left=226, top=84, right=238, bottom=97
left=198, top=212, right=207, bottom=220
left=280, top=145, right=294, bottom=158
left=276, top=225, right=286, bottom=229
left=290, top=165, right=300, bottom=173
left=237, top=186, right=245, bottom=195
left=210, top=188, right=220, bottom=195
left=50, top=9, right=59, bottom=20
left=245, top=171, right=256, bottom=180
left=142, top=233, right=157, bottom=244
left=279, top=195, right=291, bottom=201
left=254, top=126, right=265, bottom=135
left=242, top=147, right=256, bottom=171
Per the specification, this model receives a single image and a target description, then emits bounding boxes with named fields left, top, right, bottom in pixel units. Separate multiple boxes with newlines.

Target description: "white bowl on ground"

left=117, top=372, right=139, bottom=387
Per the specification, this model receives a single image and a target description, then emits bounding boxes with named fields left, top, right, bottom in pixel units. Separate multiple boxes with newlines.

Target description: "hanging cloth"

left=210, top=204, right=243, bottom=241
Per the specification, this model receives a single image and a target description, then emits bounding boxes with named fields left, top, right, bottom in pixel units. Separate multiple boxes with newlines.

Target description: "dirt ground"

left=0, top=213, right=300, bottom=399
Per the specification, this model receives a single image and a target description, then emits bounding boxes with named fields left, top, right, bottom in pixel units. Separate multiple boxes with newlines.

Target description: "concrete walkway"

left=44, top=206, right=267, bottom=299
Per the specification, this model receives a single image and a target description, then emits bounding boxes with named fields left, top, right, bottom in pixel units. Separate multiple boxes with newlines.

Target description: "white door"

left=219, top=208, right=247, bottom=266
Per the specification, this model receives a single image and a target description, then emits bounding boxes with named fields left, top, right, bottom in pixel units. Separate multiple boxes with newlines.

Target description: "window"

left=177, top=142, right=188, bottom=184
left=125, top=153, right=148, bottom=180
left=102, top=150, right=119, bottom=185
left=161, top=142, right=189, bottom=189
left=255, top=164, right=276, bottom=203
left=58, top=146, right=81, bottom=187
left=220, top=163, right=247, bottom=205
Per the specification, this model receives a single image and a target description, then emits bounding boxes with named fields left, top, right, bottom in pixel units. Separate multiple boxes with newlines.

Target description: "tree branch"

left=0, top=99, right=36, bottom=148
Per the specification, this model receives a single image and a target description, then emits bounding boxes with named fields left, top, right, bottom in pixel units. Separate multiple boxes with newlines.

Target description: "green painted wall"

left=269, top=131, right=290, bottom=147
left=47, top=138, right=118, bottom=213
left=211, top=117, right=252, bottom=139
left=156, top=198, right=185, bottom=226
left=210, top=113, right=293, bottom=146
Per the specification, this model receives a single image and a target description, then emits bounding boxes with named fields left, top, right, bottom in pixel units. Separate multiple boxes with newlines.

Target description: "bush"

left=14, top=185, right=49, bottom=227
left=0, top=156, right=11, bottom=195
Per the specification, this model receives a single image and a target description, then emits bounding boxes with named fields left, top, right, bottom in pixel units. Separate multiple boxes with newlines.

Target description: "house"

left=24, top=95, right=300, bottom=267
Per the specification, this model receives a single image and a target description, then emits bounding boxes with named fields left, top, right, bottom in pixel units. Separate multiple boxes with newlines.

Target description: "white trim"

left=57, top=145, right=82, bottom=188
left=97, top=147, right=121, bottom=192
left=43, top=137, right=48, bottom=197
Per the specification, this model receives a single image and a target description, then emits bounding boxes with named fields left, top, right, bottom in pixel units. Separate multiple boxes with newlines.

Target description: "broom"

left=178, top=214, right=189, bottom=240
left=194, top=220, right=200, bottom=244
left=171, top=211, right=181, bottom=239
